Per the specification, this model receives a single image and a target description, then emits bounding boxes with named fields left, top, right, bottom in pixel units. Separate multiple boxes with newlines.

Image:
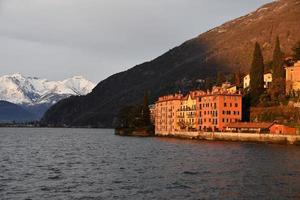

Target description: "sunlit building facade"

left=154, top=94, right=183, bottom=135
left=286, top=61, right=300, bottom=94
left=154, top=89, right=242, bottom=134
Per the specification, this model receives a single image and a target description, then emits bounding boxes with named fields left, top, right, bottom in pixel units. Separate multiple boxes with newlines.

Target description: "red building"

left=198, top=93, right=242, bottom=131
left=269, top=124, right=297, bottom=135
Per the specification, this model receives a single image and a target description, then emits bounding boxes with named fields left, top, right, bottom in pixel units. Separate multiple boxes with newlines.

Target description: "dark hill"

left=42, top=0, right=300, bottom=127
left=0, top=101, right=37, bottom=123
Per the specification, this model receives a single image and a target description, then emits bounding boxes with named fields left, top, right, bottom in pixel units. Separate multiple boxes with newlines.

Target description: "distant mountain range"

left=0, top=74, right=95, bottom=122
left=42, top=0, right=300, bottom=127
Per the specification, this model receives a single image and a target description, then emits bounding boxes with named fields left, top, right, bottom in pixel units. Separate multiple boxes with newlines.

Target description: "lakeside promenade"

left=156, top=131, right=300, bottom=145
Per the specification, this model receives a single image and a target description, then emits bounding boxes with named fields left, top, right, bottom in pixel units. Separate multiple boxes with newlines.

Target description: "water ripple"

left=0, top=128, right=300, bottom=200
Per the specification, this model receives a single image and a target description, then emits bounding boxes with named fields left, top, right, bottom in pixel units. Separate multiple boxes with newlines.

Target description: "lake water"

left=0, top=128, right=300, bottom=200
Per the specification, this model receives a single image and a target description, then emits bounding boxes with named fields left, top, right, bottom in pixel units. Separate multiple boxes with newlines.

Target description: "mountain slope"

left=0, top=101, right=37, bottom=122
left=42, top=0, right=300, bottom=127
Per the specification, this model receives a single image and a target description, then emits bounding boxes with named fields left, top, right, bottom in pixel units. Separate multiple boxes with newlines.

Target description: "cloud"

left=0, top=0, right=272, bottom=82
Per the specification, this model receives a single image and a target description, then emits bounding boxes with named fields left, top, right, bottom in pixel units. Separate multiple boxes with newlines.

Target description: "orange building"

left=198, top=93, right=242, bottom=131
left=154, top=93, right=183, bottom=135
left=154, top=90, right=242, bottom=134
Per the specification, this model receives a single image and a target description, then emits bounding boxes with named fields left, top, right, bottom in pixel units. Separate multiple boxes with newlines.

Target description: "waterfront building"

left=243, top=73, right=272, bottom=89
left=177, top=94, right=197, bottom=131
left=225, top=122, right=297, bottom=135
left=286, top=61, right=300, bottom=94
left=154, top=89, right=242, bottom=134
left=154, top=93, right=183, bottom=135
left=198, top=92, right=242, bottom=131
left=269, top=124, right=297, bottom=135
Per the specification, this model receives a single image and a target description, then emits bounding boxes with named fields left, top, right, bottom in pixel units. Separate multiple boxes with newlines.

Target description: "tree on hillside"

left=217, top=72, right=225, bottom=86
left=250, top=42, right=265, bottom=105
left=270, top=37, right=285, bottom=100
left=272, top=37, right=285, bottom=79
left=141, top=91, right=151, bottom=126
left=235, top=70, right=242, bottom=87
left=292, top=41, right=300, bottom=61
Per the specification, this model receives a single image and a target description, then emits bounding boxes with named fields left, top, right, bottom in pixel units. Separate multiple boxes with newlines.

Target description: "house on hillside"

left=286, top=61, right=300, bottom=94
left=243, top=73, right=273, bottom=89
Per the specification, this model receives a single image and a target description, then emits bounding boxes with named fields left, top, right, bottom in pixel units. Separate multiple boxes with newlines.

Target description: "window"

left=224, top=103, right=227, bottom=107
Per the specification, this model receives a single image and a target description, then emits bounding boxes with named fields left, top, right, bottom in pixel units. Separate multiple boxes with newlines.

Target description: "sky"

left=0, top=0, right=272, bottom=83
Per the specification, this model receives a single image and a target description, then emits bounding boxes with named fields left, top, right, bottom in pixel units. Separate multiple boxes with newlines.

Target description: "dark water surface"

left=1, top=128, right=300, bottom=200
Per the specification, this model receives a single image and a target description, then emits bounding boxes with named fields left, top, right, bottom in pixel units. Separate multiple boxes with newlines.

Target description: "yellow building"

left=286, top=61, right=300, bottom=94
left=177, top=94, right=197, bottom=131
left=243, top=73, right=272, bottom=89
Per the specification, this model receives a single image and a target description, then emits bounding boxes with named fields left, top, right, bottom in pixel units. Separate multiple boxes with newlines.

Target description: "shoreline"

left=155, top=131, right=300, bottom=145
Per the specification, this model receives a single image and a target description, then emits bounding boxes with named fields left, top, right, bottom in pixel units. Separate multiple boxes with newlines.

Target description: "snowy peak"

left=61, top=76, right=95, bottom=95
left=0, top=74, right=96, bottom=105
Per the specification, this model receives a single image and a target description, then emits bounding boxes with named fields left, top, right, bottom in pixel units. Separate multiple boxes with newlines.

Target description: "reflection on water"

left=0, top=128, right=300, bottom=200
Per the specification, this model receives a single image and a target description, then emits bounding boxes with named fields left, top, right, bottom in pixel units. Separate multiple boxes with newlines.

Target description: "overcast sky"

left=0, top=0, right=272, bottom=83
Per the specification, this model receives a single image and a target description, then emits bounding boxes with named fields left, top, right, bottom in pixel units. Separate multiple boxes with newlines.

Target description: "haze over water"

left=0, top=128, right=300, bottom=200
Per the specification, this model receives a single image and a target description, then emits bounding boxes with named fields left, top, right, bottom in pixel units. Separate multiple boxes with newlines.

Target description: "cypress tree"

left=270, top=37, right=285, bottom=100
left=292, top=41, right=300, bottom=61
left=250, top=42, right=265, bottom=105
left=272, top=37, right=285, bottom=79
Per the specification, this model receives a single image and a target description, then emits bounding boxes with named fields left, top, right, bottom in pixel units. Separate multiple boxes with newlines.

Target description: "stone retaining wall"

left=155, top=131, right=300, bottom=145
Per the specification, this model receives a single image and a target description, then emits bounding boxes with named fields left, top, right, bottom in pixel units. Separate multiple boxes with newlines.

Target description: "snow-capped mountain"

left=0, top=73, right=95, bottom=105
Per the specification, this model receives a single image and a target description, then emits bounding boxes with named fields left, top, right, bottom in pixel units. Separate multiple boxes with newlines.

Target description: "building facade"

left=154, top=94, right=183, bottom=135
left=198, top=93, right=242, bottom=131
left=178, top=94, right=197, bottom=131
left=154, top=90, right=242, bottom=134
left=286, top=61, right=300, bottom=94
left=243, top=73, right=272, bottom=89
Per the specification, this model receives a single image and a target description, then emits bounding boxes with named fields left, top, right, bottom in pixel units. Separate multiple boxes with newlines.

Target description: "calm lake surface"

left=1, top=128, right=300, bottom=200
